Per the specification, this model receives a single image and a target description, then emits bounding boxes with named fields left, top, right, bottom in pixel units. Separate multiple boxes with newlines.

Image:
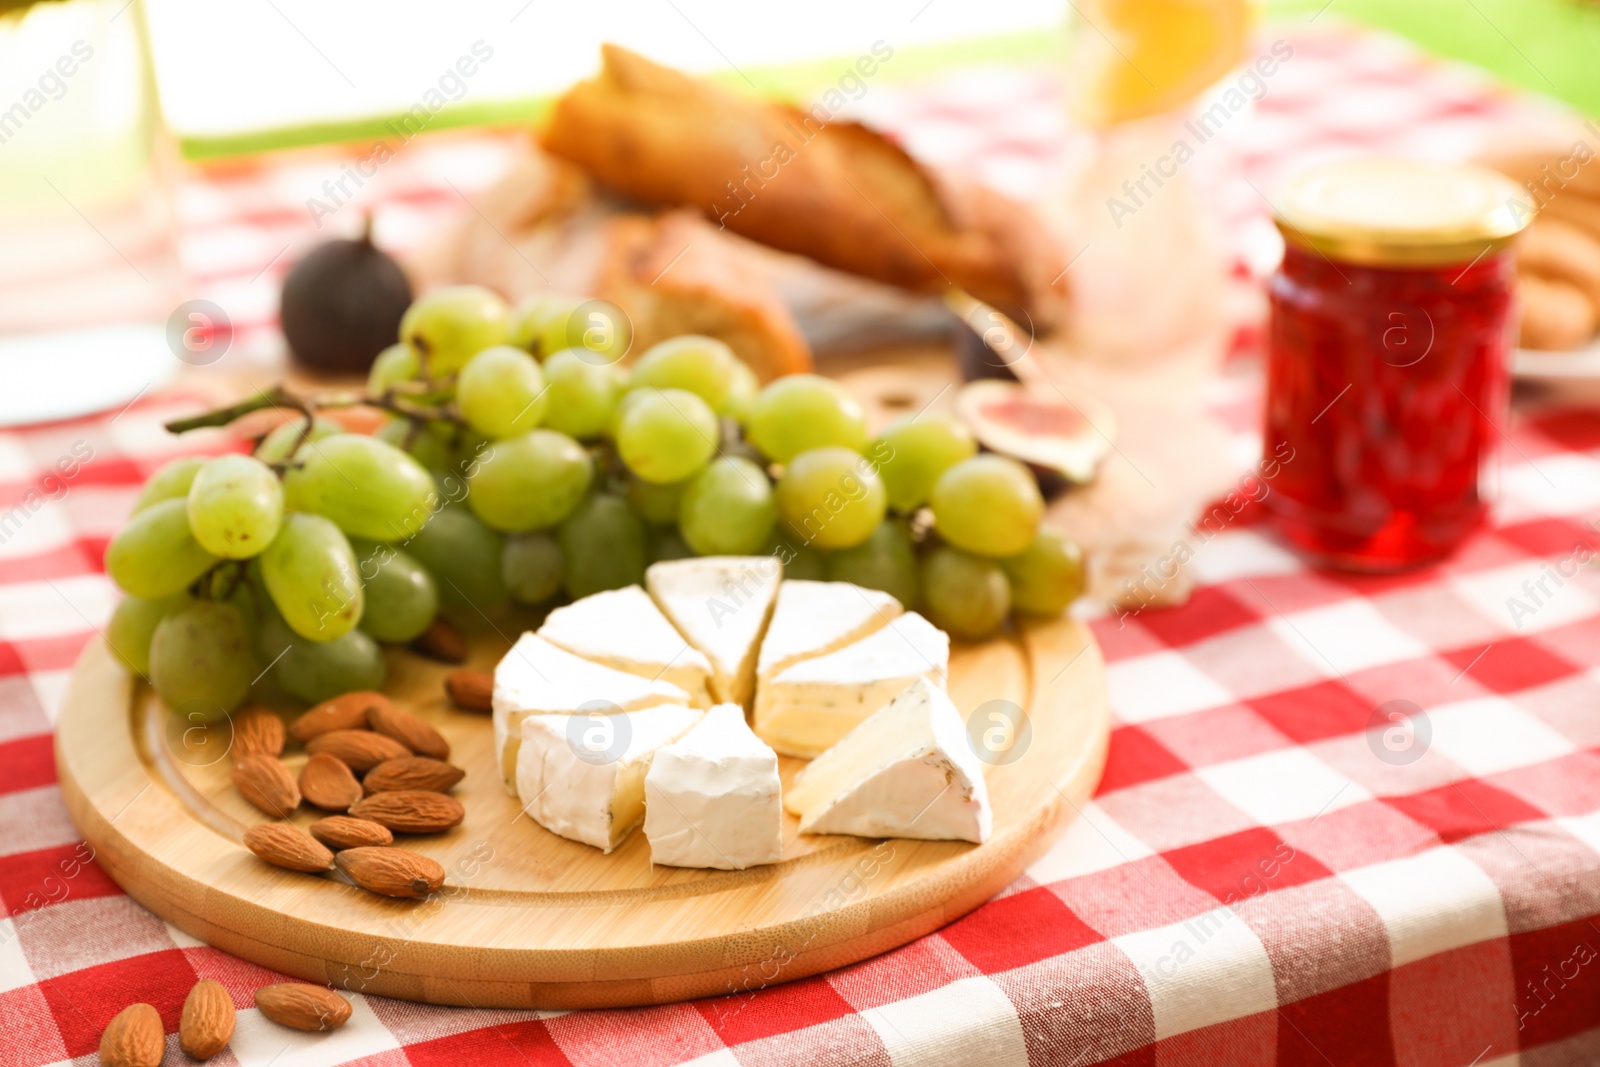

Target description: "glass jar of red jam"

left=1262, top=159, right=1529, bottom=571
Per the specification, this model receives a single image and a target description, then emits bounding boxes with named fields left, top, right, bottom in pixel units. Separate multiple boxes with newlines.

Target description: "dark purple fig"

left=280, top=221, right=411, bottom=374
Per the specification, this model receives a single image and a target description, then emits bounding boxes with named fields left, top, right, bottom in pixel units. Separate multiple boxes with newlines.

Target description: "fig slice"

left=955, top=379, right=1115, bottom=486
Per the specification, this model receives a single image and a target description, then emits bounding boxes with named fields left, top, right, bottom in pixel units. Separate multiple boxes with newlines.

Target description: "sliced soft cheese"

left=492, top=632, right=690, bottom=794
left=756, top=580, right=901, bottom=680
left=516, top=703, right=702, bottom=852
left=643, top=704, right=783, bottom=870
left=784, top=677, right=990, bottom=843
left=753, top=611, right=949, bottom=758
left=645, top=555, right=781, bottom=706
left=538, top=585, right=713, bottom=706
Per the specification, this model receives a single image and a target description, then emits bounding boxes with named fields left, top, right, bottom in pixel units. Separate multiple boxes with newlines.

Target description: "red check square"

left=1250, top=680, right=1374, bottom=745
left=697, top=973, right=855, bottom=1046
left=406, top=1021, right=573, bottom=1066
left=939, top=886, right=1104, bottom=974
left=1441, top=638, right=1579, bottom=695
left=1098, top=726, right=1189, bottom=795
left=1162, top=828, right=1332, bottom=904
left=1385, top=781, right=1546, bottom=844
left=1275, top=971, right=1394, bottom=1067
left=36, top=948, right=194, bottom=1057
left=0, top=736, right=54, bottom=798
left=0, top=844, right=118, bottom=919
left=1132, top=586, right=1262, bottom=648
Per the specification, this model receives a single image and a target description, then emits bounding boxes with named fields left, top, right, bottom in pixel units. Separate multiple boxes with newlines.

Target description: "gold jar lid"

left=1274, top=158, right=1529, bottom=268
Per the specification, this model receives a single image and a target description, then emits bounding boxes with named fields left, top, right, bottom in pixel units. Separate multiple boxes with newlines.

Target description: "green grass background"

left=178, top=0, right=1599, bottom=160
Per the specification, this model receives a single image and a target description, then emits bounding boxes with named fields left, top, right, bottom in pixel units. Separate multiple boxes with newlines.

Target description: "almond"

left=243, top=822, right=334, bottom=873
left=363, top=756, right=464, bottom=796
left=305, top=729, right=410, bottom=772
left=412, top=616, right=467, bottom=663
left=336, top=846, right=445, bottom=898
left=288, top=691, right=390, bottom=742
left=230, top=705, right=285, bottom=759
left=349, top=790, right=464, bottom=834
left=254, top=983, right=352, bottom=1032
left=299, top=753, right=363, bottom=811
left=368, top=702, right=449, bottom=760
left=310, top=815, right=394, bottom=850
left=99, top=1002, right=162, bottom=1067
left=179, top=978, right=235, bottom=1059
left=231, top=754, right=300, bottom=818
left=445, top=669, right=492, bottom=713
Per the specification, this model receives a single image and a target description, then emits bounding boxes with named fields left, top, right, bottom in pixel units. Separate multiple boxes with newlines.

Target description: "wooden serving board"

left=55, top=617, right=1109, bottom=1010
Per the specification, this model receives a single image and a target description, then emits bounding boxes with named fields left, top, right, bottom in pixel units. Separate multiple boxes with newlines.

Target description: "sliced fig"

left=956, top=379, right=1115, bottom=487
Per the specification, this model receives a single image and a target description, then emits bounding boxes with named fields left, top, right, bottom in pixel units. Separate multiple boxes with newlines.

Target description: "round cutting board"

left=56, top=617, right=1109, bottom=1010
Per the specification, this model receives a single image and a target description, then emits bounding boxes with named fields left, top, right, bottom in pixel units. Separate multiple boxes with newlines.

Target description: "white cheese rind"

left=784, top=677, right=990, bottom=844
left=516, top=704, right=702, bottom=851
left=644, top=704, right=783, bottom=870
left=492, top=632, right=690, bottom=794
left=753, top=612, right=950, bottom=758
left=646, top=555, right=781, bottom=706
left=756, top=580, right=901, bottom=679
left=538, top=585, right=714, bottom=706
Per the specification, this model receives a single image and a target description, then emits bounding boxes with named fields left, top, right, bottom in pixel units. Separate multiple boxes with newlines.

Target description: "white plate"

left=0, top=325, right=177, bottom=428
left=1513, top=337, right=1600, bottom=383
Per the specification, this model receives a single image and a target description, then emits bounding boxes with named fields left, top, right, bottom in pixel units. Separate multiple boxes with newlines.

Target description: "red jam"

left=1263, top=243, right=1516, bottom=570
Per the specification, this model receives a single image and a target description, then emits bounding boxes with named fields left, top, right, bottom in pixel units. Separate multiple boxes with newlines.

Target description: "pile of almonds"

left=231, top=691, right=468, bottom=899
left=99, top=978, right=352, bottom=1066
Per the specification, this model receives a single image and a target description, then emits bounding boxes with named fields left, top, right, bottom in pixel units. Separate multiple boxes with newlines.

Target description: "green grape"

left=257, top=610, right=385, bottom=704
left=679, top=457, right=776, bottom=556
left=133, top=456, right=205, bottom=513
left=186, top=454, right=283, bottom=560
left=148, top=600, right=256, bottom=716
left=404, top=506, right=507, bottom=608
left=352, top=539, right=438, bottom=643
left=628, top=335, right=735, bottom=410
left=367, top=341, right=421, bottom=394
left=399, top=285, right=510, bottom=376
left=722, top=359, right=759, bottom=422
left=776, top=446, right=887, bottom=550
left=542, top=349, right=623, bottom=440
left=255, top=417, right=341, bottom=466
left=615, top=388, right=718, bottom=484
left=930, top=455, right=1044, bottom=558
left=105, top=498, right=220, bottom=598
left=558, top=494, right=645, bottom=599
left=647, top=526, right=695, bottom=564
left=511, top=294, right=631, bottom=363
left=1001, top=528, right=1085, bottom=616
left=746, top=375, right=868, bottom=462
left=282, top=433, right=439, bottom=542
left=466, top=429, right=592, bottom=531
left=873, top=415, right=978, bottom=512
left=759, top=530, right=826, bottom=579
left=922, top=545, right=1011, bottom=640
left=106, top=593, right=190, bottom=677
left=259, top=512, right=363, bottom=640
left=502, top=531, right=563, bottom=605
left=457, top=345, right=548, bottom=438
left=374, top=416, right=451, bottom=472
left=826, top=520, right=920, bottom=608
left=626, top=476, right=687, bottom=525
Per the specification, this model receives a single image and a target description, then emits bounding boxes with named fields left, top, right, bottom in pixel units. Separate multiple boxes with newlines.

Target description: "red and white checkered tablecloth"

left=5, top=22, right=1600, bottom=1067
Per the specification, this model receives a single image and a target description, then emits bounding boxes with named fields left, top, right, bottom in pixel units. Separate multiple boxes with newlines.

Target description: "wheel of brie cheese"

left=491, top=556, right=988, bottom=869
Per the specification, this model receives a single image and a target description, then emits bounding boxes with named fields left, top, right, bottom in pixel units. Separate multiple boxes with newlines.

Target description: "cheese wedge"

left=754, top=611, right=949, bottom=758
left=785, top=677, right=990, bottom=843
left=538, top=585, right=714, bottom=706
left=492, top=633, right=690, bottom=794
left=516, top=704, right=703, bottom=852
left=756, top=580, right=901, bottom=680
left=644, top=704, right=783, bottom=870
left=645, top=555, right=781, bottom=706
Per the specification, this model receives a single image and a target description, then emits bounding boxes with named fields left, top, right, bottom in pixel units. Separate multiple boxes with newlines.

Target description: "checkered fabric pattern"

left=4, top=22, right=1599, bottom=1067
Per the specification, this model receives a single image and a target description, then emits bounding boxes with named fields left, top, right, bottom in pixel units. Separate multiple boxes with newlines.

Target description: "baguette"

left=544, top=45, right=1066, bottom=329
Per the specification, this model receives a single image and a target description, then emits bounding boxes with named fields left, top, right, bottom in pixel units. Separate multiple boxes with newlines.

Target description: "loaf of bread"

left=543, top=45, right=1067, bottom=330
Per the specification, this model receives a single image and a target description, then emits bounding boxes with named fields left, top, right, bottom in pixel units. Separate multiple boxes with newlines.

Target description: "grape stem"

left=163, top=385, right=302, bottom=434
left=164, top=382, right=468, bottom=444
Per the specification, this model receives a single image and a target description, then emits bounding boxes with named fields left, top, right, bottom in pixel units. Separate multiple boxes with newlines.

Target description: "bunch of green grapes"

left=106, top=284, right=1087, bottom=722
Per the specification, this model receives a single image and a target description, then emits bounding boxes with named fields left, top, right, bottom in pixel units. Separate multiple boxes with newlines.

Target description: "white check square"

left=1340, top=847, right=1508, bottom=967
left=1188, top=529, right=1303, bottom=585
left=1113, top=913, right=1277, bottom=1039
left=1197, top=748, right=1371, bottom=825
left=1452, top=562, right=1600, bottom=637
left=861, top=976, right=1029, bottom=1067
left=1263, top=600, right=1429, bottom=679
left=1105, top=651, right=1235, bottom=724
left=1426, top=697, right=1575, bottom=777
left=229, top=995, right=399, bottom=1067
